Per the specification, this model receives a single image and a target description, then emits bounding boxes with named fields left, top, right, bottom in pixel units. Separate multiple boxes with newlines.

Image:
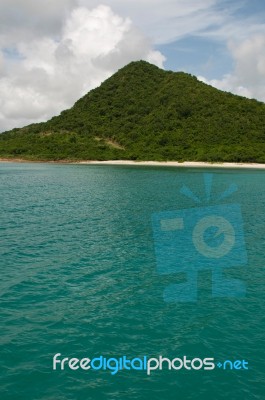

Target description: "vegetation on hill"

left=1, top=60, right=265, bottom=162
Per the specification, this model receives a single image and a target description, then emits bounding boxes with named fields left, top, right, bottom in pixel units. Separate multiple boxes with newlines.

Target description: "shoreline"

left=1, top=158, right=265, bottom=169
left=76, top=160, right=265, bottom=169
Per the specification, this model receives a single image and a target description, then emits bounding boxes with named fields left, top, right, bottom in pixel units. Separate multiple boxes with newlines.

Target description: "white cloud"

left=0, top=0, right=76, bottom=45
left=78, top=0, right=224, bottom=44
left=1, top=1, right=248, bottom=46
left=77, top=1, right=265, bottom=45
left=198, top=34, right=265, bottom=102
left=0, top=5, right=165, bottom=132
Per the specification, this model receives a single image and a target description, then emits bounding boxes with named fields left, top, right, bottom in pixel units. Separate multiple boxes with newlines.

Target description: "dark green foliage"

left=1, top=60, right=265, bottom=162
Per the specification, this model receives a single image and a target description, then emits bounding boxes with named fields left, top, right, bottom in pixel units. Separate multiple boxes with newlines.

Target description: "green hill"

left=1, top=60, right=265, bottom=162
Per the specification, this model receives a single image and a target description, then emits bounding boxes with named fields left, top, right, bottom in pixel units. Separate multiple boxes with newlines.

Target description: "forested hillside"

left=1, top=61, right=265, bottom=162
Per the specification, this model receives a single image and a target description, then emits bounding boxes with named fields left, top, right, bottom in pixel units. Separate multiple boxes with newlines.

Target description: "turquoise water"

left=0, top=162, right=265, bottom=399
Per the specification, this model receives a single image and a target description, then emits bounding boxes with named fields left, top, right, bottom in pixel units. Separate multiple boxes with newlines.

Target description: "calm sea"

left=0, top=162, right=264, bottom=400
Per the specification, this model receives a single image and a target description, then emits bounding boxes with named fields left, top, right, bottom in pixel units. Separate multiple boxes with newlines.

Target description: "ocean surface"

left=0, top=162, right=265, bottom=400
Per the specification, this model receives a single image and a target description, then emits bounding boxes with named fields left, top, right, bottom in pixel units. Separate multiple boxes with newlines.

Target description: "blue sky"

left=0, top=0, right=265, bottom=132
left=157, top=0, right=265, bottom=78
left=157, top=37, right=231, bottom=79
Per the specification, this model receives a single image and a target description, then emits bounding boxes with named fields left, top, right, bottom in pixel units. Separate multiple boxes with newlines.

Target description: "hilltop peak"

left=119, top=60, right=162, bottom=71
left=106, top=60, right=166, bottom=83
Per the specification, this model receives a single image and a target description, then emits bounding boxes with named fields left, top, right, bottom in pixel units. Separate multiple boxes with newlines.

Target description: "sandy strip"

left=75, top=160, right=265, bottom=169
left=1, top=158, right=265, bottom=169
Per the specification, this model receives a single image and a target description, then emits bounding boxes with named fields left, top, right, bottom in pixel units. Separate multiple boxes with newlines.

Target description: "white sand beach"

left=75, top=160, right=265, bottom=169
left=1, top=158, right=265, bottom=169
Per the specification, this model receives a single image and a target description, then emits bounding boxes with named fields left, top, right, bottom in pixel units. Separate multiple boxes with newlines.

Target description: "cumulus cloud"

left=79, top=0, right=224, bottom=44
left=1, top=1, right=251, bottom=47
left=0, top=4, right=165, bottom=132
left=78, top=1, right=265, bottom=45
left=198, top=35, right=265, bottom=102
left=0, top=0, right=76, bottom=45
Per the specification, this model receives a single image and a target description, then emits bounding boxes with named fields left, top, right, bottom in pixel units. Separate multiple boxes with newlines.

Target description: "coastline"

left=76, top=160, right=265, bottom=169
left=1, top=158, right=265, bottom=169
